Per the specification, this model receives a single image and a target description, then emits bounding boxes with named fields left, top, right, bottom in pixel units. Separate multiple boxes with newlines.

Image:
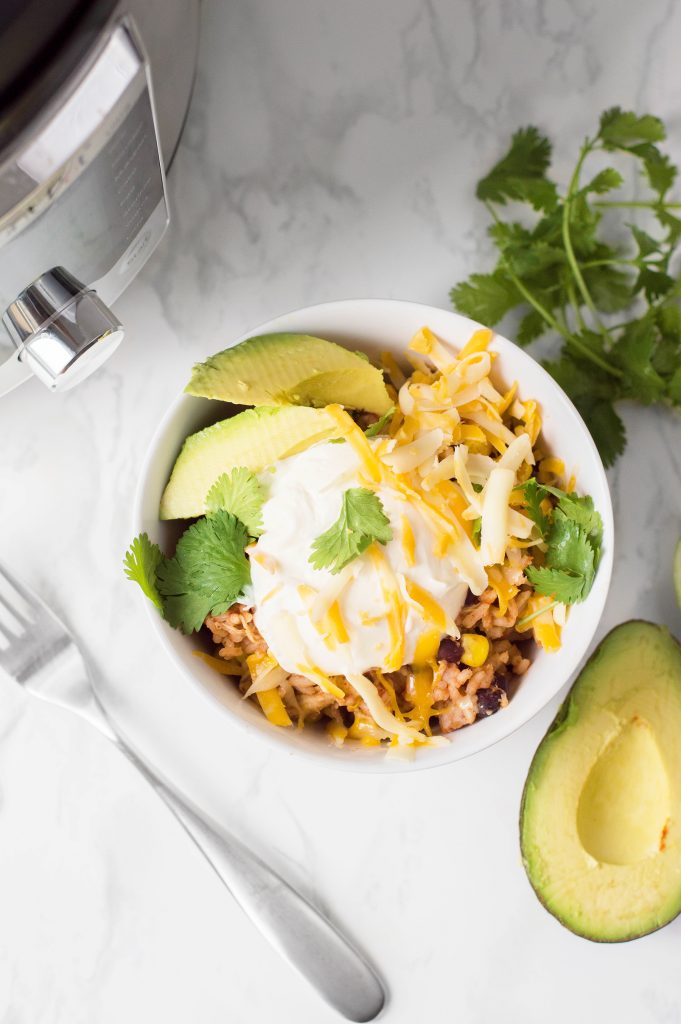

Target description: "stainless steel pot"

left=0, top=0, right=199, bottom=397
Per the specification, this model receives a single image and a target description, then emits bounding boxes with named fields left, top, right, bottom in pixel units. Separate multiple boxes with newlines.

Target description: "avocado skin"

left=519, top=620, right=681, bottom=943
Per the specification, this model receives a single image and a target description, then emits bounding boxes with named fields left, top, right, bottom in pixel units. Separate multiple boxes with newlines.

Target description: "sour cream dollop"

left=249, top=439, right=468, bottom=677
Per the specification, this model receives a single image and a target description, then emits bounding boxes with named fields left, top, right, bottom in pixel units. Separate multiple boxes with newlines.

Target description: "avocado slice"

left=521, top=621, right=681, bottom=942
left=160, top=405, right=341, bottom=520
left=186, top=333, right=392, bottom=415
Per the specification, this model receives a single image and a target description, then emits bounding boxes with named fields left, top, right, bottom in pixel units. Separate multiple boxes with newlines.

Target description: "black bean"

left=437, top=637, right=463, bottom=663
left=493, top=671, right=509, bottom=693
left=339, top=706, right=354, bottom=728
left=476, top=687, right=503, bottom=718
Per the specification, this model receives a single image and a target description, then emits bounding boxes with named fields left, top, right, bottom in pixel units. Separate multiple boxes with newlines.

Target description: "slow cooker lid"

left=0, top=0, right=117, bottom=157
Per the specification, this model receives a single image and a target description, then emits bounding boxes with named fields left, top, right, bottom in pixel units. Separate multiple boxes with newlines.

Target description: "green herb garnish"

left=124, top=511, right=252, bottom=634
left=522, top=482, right=602, bottom=605
left=521, top=478, right=550, bottom=539
left=451, top=107, right=681, bottom=466
left=364, top=406, right=396, bottom=437
left=309, top=488, right=392, bottom=574
left=156, top=511, right=251, bottom=633
left=123, top=533, right=164, bottom=611
left=205, top=467, right=265, bottom=537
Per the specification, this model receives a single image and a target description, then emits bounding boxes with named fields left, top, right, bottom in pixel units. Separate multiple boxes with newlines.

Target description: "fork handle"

left=86, top=694, right=384, bottom=1022
left=153, top=786, right=384, bottom=1022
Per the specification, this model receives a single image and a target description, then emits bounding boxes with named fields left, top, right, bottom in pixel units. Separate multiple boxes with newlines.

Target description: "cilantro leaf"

left=547, top=511, right=595, bottom=579
left=526, top=511, right=596, bottom=605
left=544, top=354, right=626, bottom=467
left=309, top=488, right=392, bottom=575
left=632, top=143, right=677, bottom=196
left=450, top=272, right=521, bottom=325
left=471, top=516, right=482, bottom=546
left=521, top=479, right=550, bottom=538
left=517, top=309, right=547, bottom=346
left=617, top=314, right=667, bottom=403
left=123, top=534, right=164, bottom=611
left=582, top=168, right=623, bottom=195
left=582, top=265, right=634, bottom=313
left=668, top=365, right=681, bottom=404
left=364, top=406, right=396, bottom=437
left=630, top=224, right=661, bottom=259
left=156, top=511, right=251, bottom=634
left=525, top=565, right=587, bottom=604
left=536, top=484, right=603, bottom=554
left=579, top=400, right=627, bottom=468
left=452, top=106, right=681, bottom=466
left=635, top=266, right=674, bottom=302
left=205, top=467, right=265, bottom=537
left=598, top=108, right=666, bottom=148
left=476, top=127, right=558, bottom=211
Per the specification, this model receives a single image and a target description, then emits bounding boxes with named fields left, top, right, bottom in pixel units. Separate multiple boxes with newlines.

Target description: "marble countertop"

left=2, top=1, right=681, bottom=1021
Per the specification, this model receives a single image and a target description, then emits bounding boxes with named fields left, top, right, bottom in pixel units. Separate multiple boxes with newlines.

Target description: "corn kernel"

left=460, top=633, right=490, bottom=668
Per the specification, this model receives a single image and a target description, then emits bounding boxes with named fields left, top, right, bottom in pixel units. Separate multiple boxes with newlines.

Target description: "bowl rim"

left=133, top=297, right=614, bottom=774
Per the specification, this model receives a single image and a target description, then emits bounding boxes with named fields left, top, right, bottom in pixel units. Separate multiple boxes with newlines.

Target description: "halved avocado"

left=185, top=333, right=392, bottom=415
left=160, top=405, right=342, bottom=520
left=521, top=621, right=681, bottom=942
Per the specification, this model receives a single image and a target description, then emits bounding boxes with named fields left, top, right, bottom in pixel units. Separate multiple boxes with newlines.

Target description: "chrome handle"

left=0, top=268, right=124, bottom=394
left=67, top=685, right=384, bottom=1021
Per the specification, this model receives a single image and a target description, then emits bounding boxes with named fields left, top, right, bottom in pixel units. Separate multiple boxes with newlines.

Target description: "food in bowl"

left=125, top=326, right=603, bottom=751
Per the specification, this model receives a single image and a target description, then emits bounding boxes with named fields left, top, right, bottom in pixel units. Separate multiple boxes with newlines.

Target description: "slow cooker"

left=0, top=0, right=199, bottom=397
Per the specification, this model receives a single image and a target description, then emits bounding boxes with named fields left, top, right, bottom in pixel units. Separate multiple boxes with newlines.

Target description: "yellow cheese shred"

left=413, top=627, right=441, bottom=666
left=408, top=667, right=436, bottom=736
left=256, top=689, right=292, bottom=727
left=193, top=651, right=243, bottom=676
left=296, top=663, right=345, bottom=701
left=346, top=672, right=427, bottom=744
left=403, top=577, right=448, bottom=632
left=369, top=545, right=406, bottom=671
left=401, top=514, right=416, bottom=566
left=458, top=328, right=493, bottom=359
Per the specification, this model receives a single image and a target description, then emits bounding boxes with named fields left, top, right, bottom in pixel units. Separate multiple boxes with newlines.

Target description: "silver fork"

left=0, top=563, right=385, bottom=1022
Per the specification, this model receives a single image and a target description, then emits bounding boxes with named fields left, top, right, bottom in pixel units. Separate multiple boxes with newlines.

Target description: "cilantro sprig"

left=309, top=488, right=392, bottom=574
left=206, top=467, right=265, bottom=537
left=451, top=107, right=681, bottom=466
left=156, top=512, right=251, bottom=633
left=123, top=533, right=164, bottom=611
left=521, top=482, right=603, bottom=607
left=123, top=510, right=251, bottom=634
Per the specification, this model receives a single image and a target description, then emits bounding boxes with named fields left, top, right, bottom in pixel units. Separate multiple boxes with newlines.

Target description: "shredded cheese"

left=400, top=514, right=416, bottom=566
left=403, top=577, right=448, bottom=632
left=369, top=546, right=406, bottom=671
left=480, top=466, right=515, bottom=566
left=346, top=672, right=427, bottom=744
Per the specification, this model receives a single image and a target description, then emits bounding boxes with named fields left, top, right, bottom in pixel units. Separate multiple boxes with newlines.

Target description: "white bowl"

left=134, top=299, right=614, bottom=773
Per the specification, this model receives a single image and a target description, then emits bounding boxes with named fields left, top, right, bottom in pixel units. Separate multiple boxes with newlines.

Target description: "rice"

left=204, top=577, right=534, bottom=738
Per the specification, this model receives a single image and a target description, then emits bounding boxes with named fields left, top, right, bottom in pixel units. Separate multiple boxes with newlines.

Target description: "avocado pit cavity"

left=577, top=715, right=670, bottom=866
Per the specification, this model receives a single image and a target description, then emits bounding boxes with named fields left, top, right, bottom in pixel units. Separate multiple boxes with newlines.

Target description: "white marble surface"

left=2, top=1, right=681, bottom=1021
